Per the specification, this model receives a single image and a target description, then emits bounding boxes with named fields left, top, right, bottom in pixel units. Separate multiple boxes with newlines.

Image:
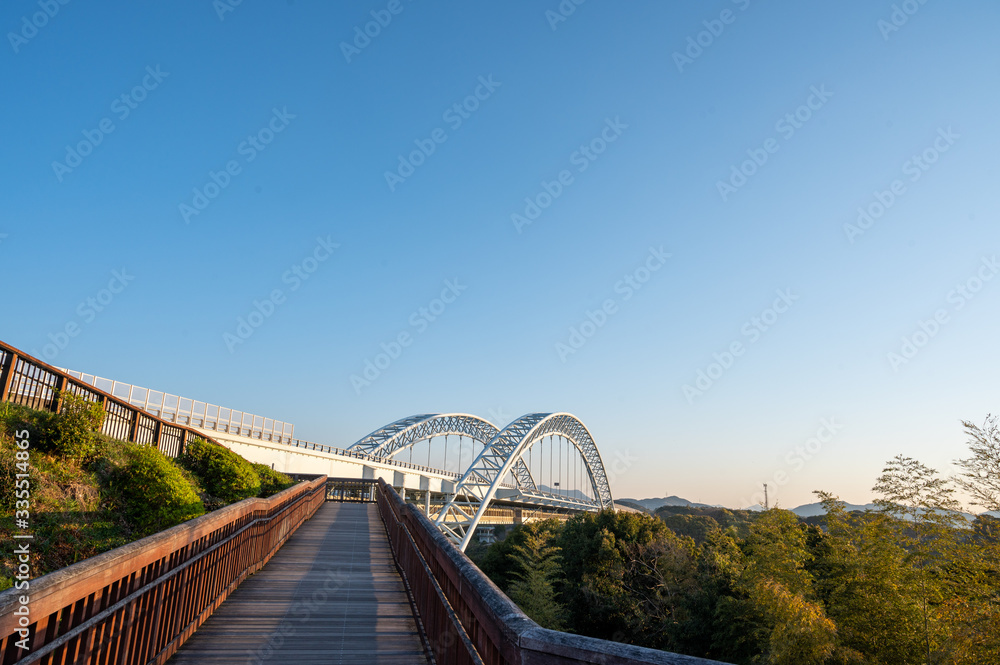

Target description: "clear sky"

left=2, top=1, right=998, bottom=510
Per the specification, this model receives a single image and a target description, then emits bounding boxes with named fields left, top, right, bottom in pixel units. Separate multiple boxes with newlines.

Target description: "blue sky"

left=3, top=1, right=998, bottom=510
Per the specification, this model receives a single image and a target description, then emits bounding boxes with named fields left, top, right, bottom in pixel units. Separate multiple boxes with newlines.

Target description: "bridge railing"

left=0, top=477, right=327, bottom=665
left=376, top=478, right=731, bottom=665
left=0, top=341, right=220, bottom=457
left=278, top=436, right=466, bottom=478
left=61, top=368, right=294, bottom=444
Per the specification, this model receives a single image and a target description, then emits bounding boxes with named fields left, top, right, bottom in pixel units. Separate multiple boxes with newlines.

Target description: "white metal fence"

left=61, top=369, right=295, bottom=443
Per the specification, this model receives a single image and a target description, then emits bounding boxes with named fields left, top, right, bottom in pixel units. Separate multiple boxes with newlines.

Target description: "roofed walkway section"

left=168, top=503, right=428, bottom=665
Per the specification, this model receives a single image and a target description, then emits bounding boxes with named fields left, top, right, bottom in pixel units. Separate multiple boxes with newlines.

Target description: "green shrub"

left=0, top=434, right=17, bottom=513
left=0, top=401, right=54, bottom=449
left=49, top=392, right=105, bottom=461
left=109, top=443, right=204, bottom=537
left=252, top=463, right=294, bottom=497
left=180, top=438, right=260, bottom=503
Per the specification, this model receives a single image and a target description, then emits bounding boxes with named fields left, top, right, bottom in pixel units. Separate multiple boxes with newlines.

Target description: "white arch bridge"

left=346, top=412, right=615, bottom=550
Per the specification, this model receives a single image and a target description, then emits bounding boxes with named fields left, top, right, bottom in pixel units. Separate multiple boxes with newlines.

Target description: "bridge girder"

left=434, top=412, right=615, bottom=551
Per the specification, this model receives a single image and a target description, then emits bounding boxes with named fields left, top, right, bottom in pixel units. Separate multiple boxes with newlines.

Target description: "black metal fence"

left=326, top=477, right=378, bottom=502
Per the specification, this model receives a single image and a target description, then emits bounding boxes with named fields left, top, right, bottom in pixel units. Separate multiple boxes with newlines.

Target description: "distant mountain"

left=790, top=501, right=876, bottom=518
left=536, top=485, right=591, bottom=502
left=620, top=497, right=1000, bottom=520
left=614, top=499, right=649, bottom=512
left=620, top=496, right=722, bottom=512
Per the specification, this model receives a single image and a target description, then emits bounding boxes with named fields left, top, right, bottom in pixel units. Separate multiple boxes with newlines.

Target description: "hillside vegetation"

left=0, top=396, right=294, bottom=590
left=475, top=416, right=1000, bottom=664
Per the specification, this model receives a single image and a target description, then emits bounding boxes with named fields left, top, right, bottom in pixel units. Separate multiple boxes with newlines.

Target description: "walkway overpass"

left=198, top=412, right=615, bottom=551
left=0, top=341, right=729, bottom=663
left=48, top=350, right=618, bottom=548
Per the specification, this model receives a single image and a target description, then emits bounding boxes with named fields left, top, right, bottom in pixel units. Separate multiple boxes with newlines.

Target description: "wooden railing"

left=0, top=341, right=219, bottom=457
left=376, top=479, right=731, bottom=665
left=0, top=477, right=327, bottom=665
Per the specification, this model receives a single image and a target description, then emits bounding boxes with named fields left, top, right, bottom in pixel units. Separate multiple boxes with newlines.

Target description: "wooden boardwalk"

left=169, top=502, right=428, bottom=664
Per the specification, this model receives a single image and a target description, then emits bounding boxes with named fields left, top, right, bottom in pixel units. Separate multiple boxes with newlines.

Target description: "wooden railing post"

left=52, top=374, right=67, bottom=414
left=0, top=351, right=17, bottom=402
left=128, top=409, right=140, bottom=443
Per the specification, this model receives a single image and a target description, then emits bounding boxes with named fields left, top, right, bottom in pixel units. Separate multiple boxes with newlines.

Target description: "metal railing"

left=0, top=477, right=326, bottom=665
left=275, top=438, right=520, bottom=490
left=325, top=477, right=379, bottom=502
left=278, top=436, right=464, bottom=478
left=0, top=341, right=222, bottom=457
left=375, top=479, right=732, bottom=665
left=61, top=368, right=295, bottom=444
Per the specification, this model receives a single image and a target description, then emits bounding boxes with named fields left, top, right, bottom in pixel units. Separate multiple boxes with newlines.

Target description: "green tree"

left=737, top=509, right=837, bottom=665
left=506, top=528, right=567, bottom=630
left=955, top=415, right=1000, bottom=512
left=811, top=492, right=924, bottom=664
left=558, top=509, right=676, bottom=642
left=873, top=455, right=963, bottom=665
left=936, top=515, right=1000, bottom=664
left=476, top=519, right=563, bottom=592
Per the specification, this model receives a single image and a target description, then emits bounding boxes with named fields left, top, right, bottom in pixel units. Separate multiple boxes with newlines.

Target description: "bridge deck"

left=169, top=502, right=428, bottom=664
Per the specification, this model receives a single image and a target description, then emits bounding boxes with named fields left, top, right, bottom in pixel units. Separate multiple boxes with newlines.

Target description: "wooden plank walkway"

left=169, top=502, right=428, bottom=665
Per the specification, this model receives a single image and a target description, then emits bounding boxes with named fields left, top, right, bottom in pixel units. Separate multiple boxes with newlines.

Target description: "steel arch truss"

left=434, top=413, right=614, bottom=551
left=346, top=413, right=538, bottom=490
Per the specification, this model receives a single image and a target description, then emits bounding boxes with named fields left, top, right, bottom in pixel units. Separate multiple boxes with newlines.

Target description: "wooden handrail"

left=375, top=479, right=733, bottom=665
left=0, top=477, right=327, bottom=665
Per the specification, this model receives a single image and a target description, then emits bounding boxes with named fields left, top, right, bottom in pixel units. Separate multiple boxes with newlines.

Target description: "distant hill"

left=790, top=501, right=876, bottom=518
left=536, top=485, right=591, bottom=502
left=621, top=496, right=1000, bottom=520
left=614, top=499, right=649, bottom=512
left=620, top=496, right=721, bottom=512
